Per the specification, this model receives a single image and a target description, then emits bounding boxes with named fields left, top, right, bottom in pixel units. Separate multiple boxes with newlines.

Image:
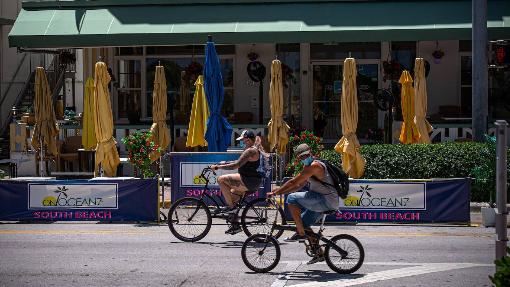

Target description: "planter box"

left=481, top=207, right=496, bottom=227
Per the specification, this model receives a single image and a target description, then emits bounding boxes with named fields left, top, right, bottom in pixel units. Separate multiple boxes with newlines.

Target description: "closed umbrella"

left=186, top=75, right=209, bottom=147
left=82, top=76, right=96, bottom=150
left=399, top=70, right=420, bottom=144
left=334, top=58, right=365, bottom=179
left=93, top=62, right=120, bottom=177
left=204, top=39, right=233, bottom=152
left=413, top=58, right=433, bottom=143
left=31, top=67, right=59, bottom=171
left=268, top=59, right=290, bottom=155
left=149, top=65, right=170, bottom=162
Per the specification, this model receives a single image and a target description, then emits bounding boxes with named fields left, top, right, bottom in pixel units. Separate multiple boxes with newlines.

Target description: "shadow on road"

left=167, top=240, right=245, bottom=248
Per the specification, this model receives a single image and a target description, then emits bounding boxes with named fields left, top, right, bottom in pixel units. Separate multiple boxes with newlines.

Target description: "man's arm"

left=269, top=163, right=322, bottom=196
left=212, top=148, right=257, bottom=170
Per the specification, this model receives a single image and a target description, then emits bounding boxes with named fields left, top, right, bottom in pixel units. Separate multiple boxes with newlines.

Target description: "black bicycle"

left=168, top=166, right=286, bottom=242
left=241, top=197, right=364, bottom=274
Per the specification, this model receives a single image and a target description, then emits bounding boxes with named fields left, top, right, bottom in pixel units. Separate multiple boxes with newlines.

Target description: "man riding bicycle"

left=210, top=129, right=265, bottom=234
left=267, top=143, right=339, bottom=264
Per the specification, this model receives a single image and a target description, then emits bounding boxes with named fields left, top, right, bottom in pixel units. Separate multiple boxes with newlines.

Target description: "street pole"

left=495, top=120, right=508, bottom=260
left=472, top=0, right=488, bottom=142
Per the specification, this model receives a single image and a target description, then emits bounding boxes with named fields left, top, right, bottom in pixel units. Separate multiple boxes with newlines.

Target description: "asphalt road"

left=0, top=219, right=501, bottom=287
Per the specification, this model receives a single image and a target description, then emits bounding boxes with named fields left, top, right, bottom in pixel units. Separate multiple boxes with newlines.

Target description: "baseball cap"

left=294, top=143, right=311, bottom=157
left=236, top=129, right=256, bottom=140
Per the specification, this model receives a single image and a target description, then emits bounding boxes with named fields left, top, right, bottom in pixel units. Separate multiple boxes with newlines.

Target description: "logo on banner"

left=180, top=162, right=235, bottom=187
left=28, top=183, right=118, bottom=209
left=340, top=182, right=426, bottom=210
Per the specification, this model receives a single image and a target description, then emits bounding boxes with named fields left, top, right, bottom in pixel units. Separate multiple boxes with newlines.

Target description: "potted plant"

left=432, top=42, right=445, bottom=64
left=471, top=135, right=497, bottom=227
left=122, top=131, right=161, bottom=178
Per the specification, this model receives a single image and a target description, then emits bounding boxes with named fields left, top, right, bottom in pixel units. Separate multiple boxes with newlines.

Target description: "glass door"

left=312, top=61, right=379, bottom=143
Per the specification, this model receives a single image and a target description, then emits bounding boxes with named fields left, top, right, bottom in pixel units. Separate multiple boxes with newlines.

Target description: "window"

left=117, top=60, right=141, bottom=119
left=276, top=44, right=301, bottom=128
left=145, top=57, right=234, bottom=124
left=460, top=54, right=472, bottom=116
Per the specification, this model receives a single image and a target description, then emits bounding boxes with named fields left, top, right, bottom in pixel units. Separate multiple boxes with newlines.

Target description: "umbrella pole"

left=160, top=155, right=164, bottom=208
left=39, top=138, right=44, bottom=177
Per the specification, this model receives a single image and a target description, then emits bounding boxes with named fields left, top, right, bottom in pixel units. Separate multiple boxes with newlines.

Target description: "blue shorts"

left=286, top=191, right=334, bottom=228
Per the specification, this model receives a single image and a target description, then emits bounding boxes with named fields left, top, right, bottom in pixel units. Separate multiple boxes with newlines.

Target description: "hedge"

left=320, top=141, right=510, bottom=203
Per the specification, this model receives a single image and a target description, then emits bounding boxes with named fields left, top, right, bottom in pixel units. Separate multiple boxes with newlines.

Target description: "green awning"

left=9, top=0, right=510, bottom=48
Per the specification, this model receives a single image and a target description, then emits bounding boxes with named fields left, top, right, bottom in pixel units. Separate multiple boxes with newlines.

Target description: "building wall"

left=234, top=44, right=275, bottom=124
left=1, top=0, right=23, bottom=127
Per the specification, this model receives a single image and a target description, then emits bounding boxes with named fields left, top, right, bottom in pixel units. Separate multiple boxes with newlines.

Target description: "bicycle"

left=168, top=166, right=286, bottom=242
left=241, top=197, right=364, bottom=274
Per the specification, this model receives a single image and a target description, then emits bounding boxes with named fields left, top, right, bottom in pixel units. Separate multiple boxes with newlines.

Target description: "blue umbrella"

left=204, top=39, right=233, bottom=152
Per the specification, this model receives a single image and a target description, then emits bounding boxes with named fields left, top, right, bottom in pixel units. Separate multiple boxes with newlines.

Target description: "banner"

left=285, top=178, right=470, bottom=223
left=170, top=152, right=270, bottom=204
left=0, top=178, right=158, bottom=221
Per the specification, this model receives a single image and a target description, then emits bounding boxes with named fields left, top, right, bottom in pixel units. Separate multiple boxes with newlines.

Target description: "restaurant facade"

left=5, top=0, right=510, bottom=152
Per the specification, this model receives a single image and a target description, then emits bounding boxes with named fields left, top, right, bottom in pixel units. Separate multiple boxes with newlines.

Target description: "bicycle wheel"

left=241, top=197, right=286, bottom=239
left=241, top=234, right=281, bottom=273
left=324, top=234, right=364, bottom=274
left=168, top=197, right=212, bottom=242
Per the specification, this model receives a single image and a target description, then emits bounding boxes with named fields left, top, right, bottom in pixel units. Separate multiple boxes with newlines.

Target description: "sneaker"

left=225, top=224, right=242, bottom=235
left=306, top=254, right=325, bottom=265
left=283, top=232, right=306, bottom=242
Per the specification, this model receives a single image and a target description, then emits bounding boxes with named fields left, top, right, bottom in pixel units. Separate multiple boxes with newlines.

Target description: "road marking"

left=274, top=262, right=492, bottom=287
left=271, top=261, right=302, bottom=287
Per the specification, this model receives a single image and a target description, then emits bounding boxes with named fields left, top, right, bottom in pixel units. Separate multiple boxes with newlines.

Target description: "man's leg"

left=288, top=203, right=305, bottom=236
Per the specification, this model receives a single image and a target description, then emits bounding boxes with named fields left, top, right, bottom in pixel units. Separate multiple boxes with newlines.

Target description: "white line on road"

left=273, top=262, right=492, bottom=287
left=271, top=261, right=302, bottom=287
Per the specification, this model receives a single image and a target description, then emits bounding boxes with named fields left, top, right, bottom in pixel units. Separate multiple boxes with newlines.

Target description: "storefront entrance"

left=311, top=60, right=380, bottom=144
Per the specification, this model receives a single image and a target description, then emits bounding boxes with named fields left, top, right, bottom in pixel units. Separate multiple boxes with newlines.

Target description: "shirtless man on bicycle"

left=210, top=129, right=265, bottom=234
left=267, top=143, right=339, bottom=264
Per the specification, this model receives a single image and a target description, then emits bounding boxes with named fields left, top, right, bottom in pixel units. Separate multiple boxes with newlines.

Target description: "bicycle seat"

left=322, top=210, right=337, bottom=215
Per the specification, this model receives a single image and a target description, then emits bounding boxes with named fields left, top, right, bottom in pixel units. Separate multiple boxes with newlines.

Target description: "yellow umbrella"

left=413, top=58, right=433, bottom=143
left=93, top=62, right=120, bottom=177
left=186, top=75, right=209, bottom=147
left=149, top=66, right=170, bottom=162
left=334, top=58, right=365, bottom=179
left=31, top=67, right=59, bottom=159
left=268, top=59, right=290, bottom=155
left=82, top=77, right=96, bottom=150
left=399, top=70, right=420, bottom=144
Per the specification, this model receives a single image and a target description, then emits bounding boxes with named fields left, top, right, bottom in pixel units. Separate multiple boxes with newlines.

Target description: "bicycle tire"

left=241, top=234, right=281, bottom=273
left=168, top=197, right=212, bottom=242
left=240, top=197, right=286, bottom=239
left=324, top=234, right=364, bottom=274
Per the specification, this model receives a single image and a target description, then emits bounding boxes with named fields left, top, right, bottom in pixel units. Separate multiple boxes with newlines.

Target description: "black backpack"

left=313, top=159, right=350, bottom=199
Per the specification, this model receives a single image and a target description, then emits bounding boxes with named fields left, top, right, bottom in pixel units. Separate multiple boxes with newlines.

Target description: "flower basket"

left=122, top=131, right=161, bottom=178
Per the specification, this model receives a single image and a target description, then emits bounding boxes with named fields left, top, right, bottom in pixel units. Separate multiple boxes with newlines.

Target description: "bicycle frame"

left=264, top=197, right=348, bottom=257
left=196, top=167, right=253, bottom=218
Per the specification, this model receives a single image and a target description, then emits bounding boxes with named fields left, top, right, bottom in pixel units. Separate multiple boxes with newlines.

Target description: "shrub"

left=490, top=247, right=510, bottom=287
left=320, top=141, right=509, bottom=202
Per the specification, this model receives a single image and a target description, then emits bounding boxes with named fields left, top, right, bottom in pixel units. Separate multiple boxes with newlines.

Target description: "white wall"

left=234, top=44, right=275, bottom=123
left=417, top=40, right=460, bottom=115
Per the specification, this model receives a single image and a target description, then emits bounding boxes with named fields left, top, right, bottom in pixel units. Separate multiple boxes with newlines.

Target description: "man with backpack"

left=210, top=129, right=267, bottom=234
left=267, top=143, right=344, bottom=264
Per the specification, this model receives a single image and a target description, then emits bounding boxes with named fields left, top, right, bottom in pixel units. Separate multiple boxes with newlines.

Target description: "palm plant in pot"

left=471, top=135, right=497, bottom=227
